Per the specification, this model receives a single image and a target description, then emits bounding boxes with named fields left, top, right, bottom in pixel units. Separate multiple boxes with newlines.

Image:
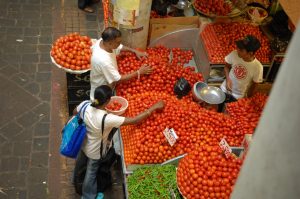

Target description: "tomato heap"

left=201, top=23, right=271, bottom=63
left=121, top=92, right=244, bottom=165
left=116, top=46, right=265, bottom=166
left=117, top=46, right=202, bottom=99
left=177, top=146, right=243, bottom=199
left=170, top=48, right=194, bottom=66
left=51, top=33, right=92, bottom=71
left=106, top=101, right=123, bottom=111
left=193, top=0, right=232, bottom=16
left=226, top=93, right=268, bottom=134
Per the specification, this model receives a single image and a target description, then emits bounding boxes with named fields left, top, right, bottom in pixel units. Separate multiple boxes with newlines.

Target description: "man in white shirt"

left=219, top=35, right=263, bottom=111
left=90, top=27, right=152, bottom=100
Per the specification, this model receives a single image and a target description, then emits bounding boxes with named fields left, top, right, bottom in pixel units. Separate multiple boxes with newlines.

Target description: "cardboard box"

left=149, top=16, right=201, bottom=43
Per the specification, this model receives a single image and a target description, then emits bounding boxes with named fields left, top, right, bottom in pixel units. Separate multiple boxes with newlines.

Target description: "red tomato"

left=51, top=33, right=92, bottom=71
left=106, top=101, right=123, bottom=111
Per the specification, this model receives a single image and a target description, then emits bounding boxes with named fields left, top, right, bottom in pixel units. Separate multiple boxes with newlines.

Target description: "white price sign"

left=219, top=138, right=232, bottom=158
left=163, top=128, right=178, bottom=147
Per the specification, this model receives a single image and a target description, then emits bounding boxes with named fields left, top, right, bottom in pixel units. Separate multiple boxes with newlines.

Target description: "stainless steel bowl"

left=192, top=81, right=208, bottom=102
left=173, top=0, right=189, bottom=10
left=199, top=86, right=226, bottom=104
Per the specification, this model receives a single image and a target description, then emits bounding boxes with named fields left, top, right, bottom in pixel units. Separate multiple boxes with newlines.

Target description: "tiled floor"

left=0, top=0, right=124, bottom=198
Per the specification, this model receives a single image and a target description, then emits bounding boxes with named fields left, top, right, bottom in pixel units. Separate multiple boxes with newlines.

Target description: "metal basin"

left=199, top=86, right=226, bottom=104
left=174, top=0, right=189, bottom=10
left=192, top=81, right=208, bottom=102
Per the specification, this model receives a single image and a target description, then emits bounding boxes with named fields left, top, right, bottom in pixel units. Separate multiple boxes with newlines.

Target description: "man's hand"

left=226, top=78, right=233, bottom=92
left=135, top=51, right=148, bottom=60
left=139, top=65, right=153, bottom=75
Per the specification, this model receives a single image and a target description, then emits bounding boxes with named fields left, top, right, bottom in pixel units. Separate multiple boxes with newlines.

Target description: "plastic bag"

left=60, top=102, right=90, bottom=158
left=174, top=77, right=191, bottom=99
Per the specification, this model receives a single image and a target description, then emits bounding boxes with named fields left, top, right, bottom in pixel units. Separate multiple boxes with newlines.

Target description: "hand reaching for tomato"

left=135, top=51, right=148, bottom=60
left=151, top=100, right=165, bottom=111
left=139, top=65, right=153, bottom=75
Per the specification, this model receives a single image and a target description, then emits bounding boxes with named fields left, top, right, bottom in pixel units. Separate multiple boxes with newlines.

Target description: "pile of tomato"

left=121, top=92, right=244, bottom=165
left=201, top=23, right=271, bottom=64
left=193, top=0, right=232, bottom=16
left=115, top=46, right=269, bottom=166
left=106, top=101, right=123, bottom=111
left=226, top=93, right=268, bottom=134
left=117, top=46, right=202, bottom=99
left=115, top=46, right=268, bottom=199
left=177, top=146, right=243, bottom=199
left=50, top=33, right=92, bottom=71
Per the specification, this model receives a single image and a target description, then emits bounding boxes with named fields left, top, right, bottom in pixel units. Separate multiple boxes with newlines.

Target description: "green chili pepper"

left=127, top=165, right=181, bottom=199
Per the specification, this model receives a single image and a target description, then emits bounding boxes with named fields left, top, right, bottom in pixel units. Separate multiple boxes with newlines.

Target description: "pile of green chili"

left=127, top=165, right=181, bottom=199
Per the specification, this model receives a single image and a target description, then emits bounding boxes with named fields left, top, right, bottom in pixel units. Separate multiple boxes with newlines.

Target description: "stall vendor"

left=90, top=27, right=152, bottom=100
left=219, top=35, right=263, bottom=111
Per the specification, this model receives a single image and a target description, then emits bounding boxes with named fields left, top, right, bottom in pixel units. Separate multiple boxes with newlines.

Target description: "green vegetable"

left=127, top=165, right=181, bottom=199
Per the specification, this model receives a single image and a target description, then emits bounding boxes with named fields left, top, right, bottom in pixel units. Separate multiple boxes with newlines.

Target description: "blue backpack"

left=60, top=101, right=90, bottom=158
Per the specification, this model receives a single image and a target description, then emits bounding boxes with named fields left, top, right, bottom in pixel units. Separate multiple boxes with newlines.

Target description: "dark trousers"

left=218, top=93, right=237, bottom=112
left=78, top=0, right=92, bottom=9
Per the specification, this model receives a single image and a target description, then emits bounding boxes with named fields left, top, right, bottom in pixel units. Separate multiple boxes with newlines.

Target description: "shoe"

left=83, top=6, right=94, bottom=13
left=96, top=192, right=104, bottom=199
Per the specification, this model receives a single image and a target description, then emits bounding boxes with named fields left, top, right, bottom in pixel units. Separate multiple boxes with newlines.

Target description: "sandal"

left=83, top=7, right=94, bottom=13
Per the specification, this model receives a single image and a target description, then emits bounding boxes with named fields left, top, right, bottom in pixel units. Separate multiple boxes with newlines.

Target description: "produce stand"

left=118, top=9, right=290, bottom=199
left=117, top=26, right=251, bottom=198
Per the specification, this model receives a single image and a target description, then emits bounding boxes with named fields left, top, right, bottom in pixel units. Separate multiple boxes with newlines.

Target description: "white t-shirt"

left=90, top=39, right=123, bottom=100
left=77, top=101, right=125, bottom=159
left=221, top=50, right=263, bottom=99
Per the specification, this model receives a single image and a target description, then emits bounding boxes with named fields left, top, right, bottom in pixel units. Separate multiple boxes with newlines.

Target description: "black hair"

left=101, top=27, right=122, bottom=42
left=236, top=35, right=261, bottom=53
left=91, top=85, right=113, bottom=107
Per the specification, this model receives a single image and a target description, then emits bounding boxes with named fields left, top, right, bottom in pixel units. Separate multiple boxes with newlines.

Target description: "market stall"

left=50, top=0, right=297, bottom=198
left=113, top=0, right=293, bottom=198
left=114, top=45, right=268, bottom=198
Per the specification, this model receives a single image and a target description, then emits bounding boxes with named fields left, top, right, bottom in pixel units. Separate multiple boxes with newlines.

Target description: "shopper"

left=218, top=35, right=263, bottom=111
left=74, top=85, right=165, bottom=199
left=78, top=0, right=98, bottom=13
left=90, top=27, right=152, bottom=100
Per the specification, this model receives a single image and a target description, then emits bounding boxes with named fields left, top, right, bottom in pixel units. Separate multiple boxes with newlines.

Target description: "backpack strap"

left=81, top=102, right=90, bottom=121
left=100, top=114, right=118, bottom=159
left=100, top=114, right=108, bottom=159
left=78, top=101, right=90, bottom=119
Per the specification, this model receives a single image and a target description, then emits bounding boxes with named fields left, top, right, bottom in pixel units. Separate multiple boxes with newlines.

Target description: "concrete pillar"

left=231, top=24, right=300, bottom=199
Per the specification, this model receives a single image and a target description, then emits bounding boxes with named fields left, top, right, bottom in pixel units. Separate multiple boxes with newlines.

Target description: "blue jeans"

left=81, top=156, right=100, bottom=199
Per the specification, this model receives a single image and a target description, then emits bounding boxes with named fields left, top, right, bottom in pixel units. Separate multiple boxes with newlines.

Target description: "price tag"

left=219, top=138, right=232, bottom=158
left=163, top=128, right=178, bottom=147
